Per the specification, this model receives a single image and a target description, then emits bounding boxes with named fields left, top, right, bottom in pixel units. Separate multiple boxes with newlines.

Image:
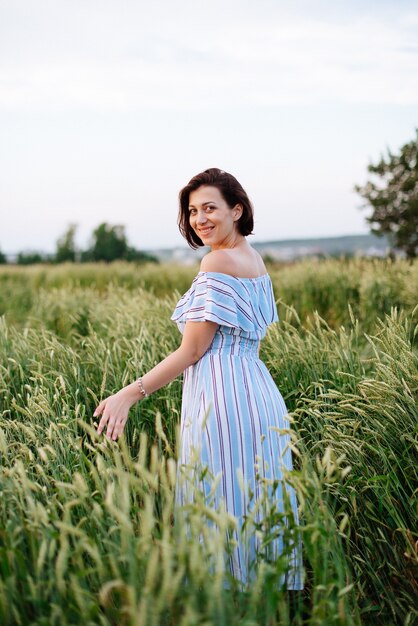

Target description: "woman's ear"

left=233, top=204, right=243, bottom=221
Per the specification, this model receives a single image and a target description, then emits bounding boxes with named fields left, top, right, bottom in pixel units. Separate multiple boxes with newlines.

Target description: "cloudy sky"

left=1, top=0, right=417, bottom=254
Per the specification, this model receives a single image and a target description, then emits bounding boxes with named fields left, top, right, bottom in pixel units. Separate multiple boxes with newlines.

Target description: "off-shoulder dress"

left=171, top=271, right=303, bottom=589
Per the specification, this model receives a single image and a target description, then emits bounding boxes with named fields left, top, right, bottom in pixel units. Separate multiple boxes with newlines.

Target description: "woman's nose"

left=196, top=212, right=207, bottom=224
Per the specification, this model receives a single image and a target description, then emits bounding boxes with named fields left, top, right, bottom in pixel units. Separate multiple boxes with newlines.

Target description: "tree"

left=55, top=223, right=78, bottom=263
left=81, top=222, right=159, bottom=264
left=83, top=223, right=129, bottom=263
left=0, top=247, right=6, bottom=264
left=355, top=131, right=418, bottom=259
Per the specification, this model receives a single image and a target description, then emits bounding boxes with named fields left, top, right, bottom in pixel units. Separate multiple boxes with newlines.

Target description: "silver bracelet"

left=137, top=377, right=148, bottom=399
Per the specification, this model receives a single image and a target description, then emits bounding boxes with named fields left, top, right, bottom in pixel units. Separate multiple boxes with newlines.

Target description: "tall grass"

left=1, top=257, right=417, bottom=330
left=0, top=260, right=417, bottom=625
left=263, top=305, right=417, bottom=622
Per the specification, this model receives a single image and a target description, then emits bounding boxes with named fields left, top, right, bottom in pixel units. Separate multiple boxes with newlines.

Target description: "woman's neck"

left=210, top=233, right=247, bottom=251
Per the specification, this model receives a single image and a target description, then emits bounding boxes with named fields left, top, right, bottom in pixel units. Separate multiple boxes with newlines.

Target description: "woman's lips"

left=198, top=227, right=214, bottom=236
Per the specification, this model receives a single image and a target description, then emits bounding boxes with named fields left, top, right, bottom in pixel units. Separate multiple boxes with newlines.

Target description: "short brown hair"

left=178, top=168, right=254, bottom=249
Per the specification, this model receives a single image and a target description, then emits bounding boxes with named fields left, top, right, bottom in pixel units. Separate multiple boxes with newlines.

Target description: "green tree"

left=355, top=130, right=418, bottom=259
left=83, top=223, right=128, bottom=263
left=81, top=222, right=159, bottom=263
left=55, top=223, right=78, bottom=263
left=0, top=247, right=6, bottom=264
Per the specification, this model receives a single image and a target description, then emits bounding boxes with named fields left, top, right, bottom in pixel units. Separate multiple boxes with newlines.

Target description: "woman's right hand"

left=95, top=384, right=139, bottom=441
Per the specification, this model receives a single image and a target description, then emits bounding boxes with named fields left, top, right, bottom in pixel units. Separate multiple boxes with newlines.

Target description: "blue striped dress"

left=171, top=271, right=303, bottom=589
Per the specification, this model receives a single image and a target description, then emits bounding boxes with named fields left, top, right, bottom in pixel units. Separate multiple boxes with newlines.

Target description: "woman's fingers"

left=94, top=399, right=106, bottom=417
left=105, top=413, right=117, bottom=440
left=107, top=415, right=127, bottom=441
left=95, top=399, right=109, bottom=435
left=96, top=413, right=108, bottom=435
left=110, top=419, right=125, bottom=441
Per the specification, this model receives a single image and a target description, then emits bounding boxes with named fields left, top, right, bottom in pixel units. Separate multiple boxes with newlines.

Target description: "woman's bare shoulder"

left=200, top=247, right=267, bottom=278
left=199, top=250, right=236, bottom=274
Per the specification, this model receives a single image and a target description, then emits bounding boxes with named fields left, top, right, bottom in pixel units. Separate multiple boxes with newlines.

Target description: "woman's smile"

left=198, top=225, right=214, bottom=236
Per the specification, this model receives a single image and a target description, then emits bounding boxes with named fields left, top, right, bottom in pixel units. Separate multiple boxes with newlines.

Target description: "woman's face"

left=188, top=185, right=242, bottom=250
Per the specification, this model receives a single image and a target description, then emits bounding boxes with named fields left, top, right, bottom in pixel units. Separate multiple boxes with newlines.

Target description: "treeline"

left=0, top=223, right=158, bottom=265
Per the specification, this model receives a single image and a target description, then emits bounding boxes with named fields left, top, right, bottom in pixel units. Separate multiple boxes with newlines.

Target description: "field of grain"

left=0, top=259, right=417, bottom=626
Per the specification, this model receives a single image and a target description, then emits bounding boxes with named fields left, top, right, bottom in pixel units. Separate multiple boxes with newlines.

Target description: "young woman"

left=95, top=168, right=303, bottom=589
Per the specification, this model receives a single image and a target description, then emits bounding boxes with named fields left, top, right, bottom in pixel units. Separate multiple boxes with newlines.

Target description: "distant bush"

left=16, top=251, right=50, bottom=265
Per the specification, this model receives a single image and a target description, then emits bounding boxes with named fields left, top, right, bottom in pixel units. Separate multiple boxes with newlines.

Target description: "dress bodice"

left=171, top=271, right=278, bottom=343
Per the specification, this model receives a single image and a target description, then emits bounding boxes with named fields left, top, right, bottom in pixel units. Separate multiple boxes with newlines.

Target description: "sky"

left=1, top=0, right=417, bottom=254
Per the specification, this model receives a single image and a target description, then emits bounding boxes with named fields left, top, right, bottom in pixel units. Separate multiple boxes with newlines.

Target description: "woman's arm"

left=95, top=320, right=218, bottom=440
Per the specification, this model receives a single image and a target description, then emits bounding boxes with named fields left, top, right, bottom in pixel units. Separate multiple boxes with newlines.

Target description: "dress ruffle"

left=171, top=271, right=278, bottom=339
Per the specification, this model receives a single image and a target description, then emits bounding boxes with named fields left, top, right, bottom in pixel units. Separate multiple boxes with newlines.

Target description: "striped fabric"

left=171, top=271, right=304, bottom=589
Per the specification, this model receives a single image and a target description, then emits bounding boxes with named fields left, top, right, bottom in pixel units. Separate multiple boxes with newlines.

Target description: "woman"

left=95, top=168, right=303, bottom=589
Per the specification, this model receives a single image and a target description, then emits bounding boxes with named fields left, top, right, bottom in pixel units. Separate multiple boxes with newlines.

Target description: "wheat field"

left=0, top=259, right=417, bottom=626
